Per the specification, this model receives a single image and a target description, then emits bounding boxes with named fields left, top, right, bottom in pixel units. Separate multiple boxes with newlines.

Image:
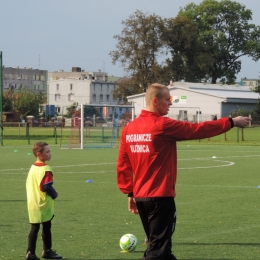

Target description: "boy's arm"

left=40, top=171, right=58, bottom=199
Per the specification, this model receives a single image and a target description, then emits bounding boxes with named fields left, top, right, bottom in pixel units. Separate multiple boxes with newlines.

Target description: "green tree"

left=2, top=90, right=14, bottom=112
left=13, top=89, right=46, bottom=118
left=113, top=78, right=143, bottom=103
left=161, top=16, right=214, bottom=82
left=65, top=102, right=79, bottom=118
left=254, top=99, right=260, bottom=115
left=2, top=89, right=46, bottom=118
left=229, top=106, right=253, bottom=117
left=83, top=106, right=101, bottom=118
left=109, top=10, right=166, bottom=92
left=179, top=0, right=260, bottom=84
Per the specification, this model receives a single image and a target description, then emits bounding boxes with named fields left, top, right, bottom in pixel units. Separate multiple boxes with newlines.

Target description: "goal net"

left=60, top=104, right=134, bottom=149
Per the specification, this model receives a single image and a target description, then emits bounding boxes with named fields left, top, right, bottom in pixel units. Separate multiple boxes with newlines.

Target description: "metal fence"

left=1, top=116, right=260, bottom=146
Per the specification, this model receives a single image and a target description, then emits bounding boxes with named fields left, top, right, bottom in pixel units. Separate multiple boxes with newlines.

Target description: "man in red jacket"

left=117, top=83, right=251, bottom=260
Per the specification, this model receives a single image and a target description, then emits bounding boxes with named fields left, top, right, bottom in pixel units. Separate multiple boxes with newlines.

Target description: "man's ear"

left=152, top=97, right=158, bottom=107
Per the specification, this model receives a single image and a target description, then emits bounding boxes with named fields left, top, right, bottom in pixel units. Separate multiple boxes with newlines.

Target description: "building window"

left=93, top=94, right=96, bottom=102
left=107, top=85, right=109, bottom=92
left=100, top=94, right=103, bottom=102
left=249, top=82, right=253, bottom=86
left=56, top=84, right=59, bottom=91
left=106, top=95, right=110, bottom=102
left=70, top=84, right=73, bottom=91
left=69, top=94, right=74, bottom=101
left=55, top=94, right=60, bottom=101
left=56, top=107, right=60, bottom=113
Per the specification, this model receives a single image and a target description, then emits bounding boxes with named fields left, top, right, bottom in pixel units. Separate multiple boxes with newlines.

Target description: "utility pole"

left=0, top=51, right=3, bottom=145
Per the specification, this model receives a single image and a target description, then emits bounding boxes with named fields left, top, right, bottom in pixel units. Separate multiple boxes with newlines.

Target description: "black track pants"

left=27, top=220, right=52, bottom=254
left=136, top=197, right=177, bottom=260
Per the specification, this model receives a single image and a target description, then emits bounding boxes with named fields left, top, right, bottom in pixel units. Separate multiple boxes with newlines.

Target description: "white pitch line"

left=0, top=153, right=259, bottom=173
left=178, top=160, right=234, bottom=170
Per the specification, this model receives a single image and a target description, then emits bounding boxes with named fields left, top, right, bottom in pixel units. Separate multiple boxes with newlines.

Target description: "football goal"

left=60, top=104, right=134, bottom=149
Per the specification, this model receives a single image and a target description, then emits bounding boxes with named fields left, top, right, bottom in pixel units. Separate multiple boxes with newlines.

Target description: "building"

left=2, top=66, right=47, bottom=93
left=48, top=67, right=108, bottom=82
left=240, top=77, right=260, bottom=92
left=47, top=67, right=128, bottom=118
left=127, top=82, right=260, bottom=121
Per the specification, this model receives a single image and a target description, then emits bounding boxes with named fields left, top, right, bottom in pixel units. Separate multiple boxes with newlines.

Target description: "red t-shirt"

left=117, top=110, right=231, bottom=198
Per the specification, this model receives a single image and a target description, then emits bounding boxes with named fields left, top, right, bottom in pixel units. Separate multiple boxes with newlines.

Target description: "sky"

left=1, top=0, right=260, bottom=81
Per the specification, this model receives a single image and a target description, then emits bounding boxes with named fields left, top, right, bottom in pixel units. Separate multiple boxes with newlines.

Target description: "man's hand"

left=232, top=116, right=252, bottom=128
left=128, top=197, right=138, bottom=214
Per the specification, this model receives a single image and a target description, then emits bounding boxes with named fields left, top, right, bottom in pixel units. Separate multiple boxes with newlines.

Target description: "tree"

left=14, top=89, right=47, bottom=118
left=109, top=10, right=166, bottom=92
left=179, top=0, right=260, bottom=84
left=65, top=103, right=102, bottom=119
left=83, top=106, right=101, bottom=118
left=161, top=16, right=214, bottom=82
left=254, top=99, right=260, bottom=115
left=112, top=78, right=143, bottom=103
left=229, top=106, right=253, bottom=117
left=65, top=102, right=79, bottom=118
left=2, top=90, right=13, bottom=112
left=3, top=89, right=46, bottom=118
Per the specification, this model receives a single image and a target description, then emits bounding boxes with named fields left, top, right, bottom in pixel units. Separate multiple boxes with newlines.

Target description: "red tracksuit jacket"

left=117, top=110, right=232, bottom=198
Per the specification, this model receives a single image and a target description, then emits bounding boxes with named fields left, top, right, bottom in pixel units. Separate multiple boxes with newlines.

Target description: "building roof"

left=172, top=82, right=259, bottom=100
left=127, top=82, right=260, bottom=102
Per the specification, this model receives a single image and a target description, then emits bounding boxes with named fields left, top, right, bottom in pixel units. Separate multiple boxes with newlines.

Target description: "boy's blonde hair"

left=32, top=142, right=48, bottom=157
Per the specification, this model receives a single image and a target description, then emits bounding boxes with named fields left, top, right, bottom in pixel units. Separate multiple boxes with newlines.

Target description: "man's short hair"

left=145, top=83, right=168, bottom=105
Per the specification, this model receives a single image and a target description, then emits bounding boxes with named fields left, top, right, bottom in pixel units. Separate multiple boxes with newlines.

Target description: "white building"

left=127, top=82, right=260, bottom=121
left=48, top=78, right=118, bottom=116
left=47, top=68, right=128, bottom=118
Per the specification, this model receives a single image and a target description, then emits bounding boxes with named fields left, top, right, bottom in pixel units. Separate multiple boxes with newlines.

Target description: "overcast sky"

left=1, top=0, right=260, bottom=81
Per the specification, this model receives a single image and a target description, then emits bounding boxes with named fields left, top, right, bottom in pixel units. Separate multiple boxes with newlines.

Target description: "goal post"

left=60, top=103, right=135, bottom=149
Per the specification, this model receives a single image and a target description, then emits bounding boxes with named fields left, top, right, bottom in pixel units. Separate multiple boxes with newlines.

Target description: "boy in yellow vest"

left=26, top=142, right=62, bottom=260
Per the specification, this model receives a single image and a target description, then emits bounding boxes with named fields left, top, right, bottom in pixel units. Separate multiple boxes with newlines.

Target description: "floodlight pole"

left=0, top=51, right=3, bottom=145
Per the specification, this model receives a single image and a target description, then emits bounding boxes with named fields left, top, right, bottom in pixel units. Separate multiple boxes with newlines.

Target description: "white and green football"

left=119, top=234, right=138, bottom=252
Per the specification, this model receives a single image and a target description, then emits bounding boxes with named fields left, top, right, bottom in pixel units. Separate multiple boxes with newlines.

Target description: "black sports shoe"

left=26, top=252, right=40, bottom=260
left=42, top=249, right=62, bottom=259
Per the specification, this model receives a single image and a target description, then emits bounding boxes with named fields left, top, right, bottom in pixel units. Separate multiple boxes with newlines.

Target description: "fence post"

left=54, top=126, right=57, bottom=144
left=27, top=126, right=30, bottom=145
left=237, top=128, right=239, bottom=143
left=249, top=115, right=251, bottom=127
left=102, top=127, right=104, bottom=142
left=241, top=128, right=244, bottom=141
left=26, top=123, right=29, bottom=137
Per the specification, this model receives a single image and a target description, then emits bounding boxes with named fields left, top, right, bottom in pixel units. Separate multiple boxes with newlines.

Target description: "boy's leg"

left=27, top=223, right=40, bottom=254
left=41, top=219, right=63, bottom=259
left=42, top=220, right=52, bottom=250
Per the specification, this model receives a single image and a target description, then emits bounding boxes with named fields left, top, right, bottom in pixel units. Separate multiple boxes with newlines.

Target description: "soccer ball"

left=119, top=234, right=138, bottom=252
